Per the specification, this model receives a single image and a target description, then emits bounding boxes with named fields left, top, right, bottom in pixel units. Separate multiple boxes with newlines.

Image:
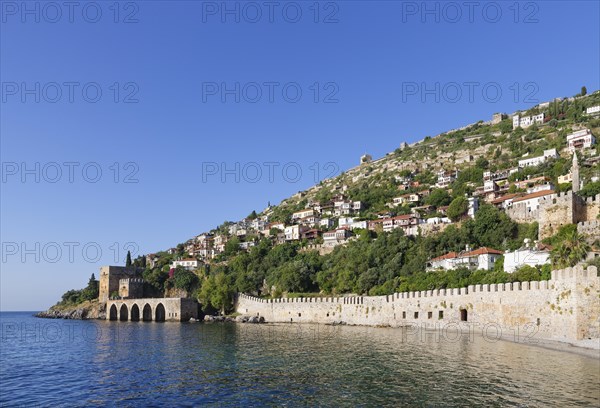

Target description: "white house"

left=513, top=113, right=544, bottom=129
left=567, top=129, right=596, bottom=151
left=427, top=247, right=503, bottom=271
left=323, top=227, right=352, bottom=248
left=436, top=170, right=458, bottom=188
left=292, top=209, right=315, bottom=220
left=170, top=258, right=201, bottom=271
left=467, top=197, right=479, bottom=219
left=518, top=149, right=558, bottom=168
left=319, top=218, right=334, bottom=229
left=510, top=190, right=555, bottom=212
left=586, top=105, right=600, bottom=115
left=503, top=242, right=550, bottom=273
left=284, top=225, right=306, bottom=241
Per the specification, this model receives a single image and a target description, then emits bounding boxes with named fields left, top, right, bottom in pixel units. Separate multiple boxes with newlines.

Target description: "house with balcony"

left=567, top=129, right=595, bottom=151
left=323, top=227, right=353, bottom=248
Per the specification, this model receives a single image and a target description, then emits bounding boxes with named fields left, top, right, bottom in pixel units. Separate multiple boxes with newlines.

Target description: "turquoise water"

left=1, top=312, right=599, bottom=407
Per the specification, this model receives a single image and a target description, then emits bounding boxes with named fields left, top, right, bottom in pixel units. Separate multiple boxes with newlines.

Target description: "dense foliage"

left=56, top=274, right=99, bottom=307
left=177, top=204, right=543, bottom=313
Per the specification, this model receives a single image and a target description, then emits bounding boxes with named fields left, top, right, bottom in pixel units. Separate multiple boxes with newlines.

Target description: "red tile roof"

left=511, top=190, right=555, bottom=203
left=430, top=247, right=503, bottom=262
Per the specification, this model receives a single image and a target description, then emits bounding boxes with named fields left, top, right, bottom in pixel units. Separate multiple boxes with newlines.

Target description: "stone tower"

left=572, top=152, right=580, bottom=193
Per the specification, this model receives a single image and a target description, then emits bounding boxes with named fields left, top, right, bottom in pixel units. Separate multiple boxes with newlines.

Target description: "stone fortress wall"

left=99, top=266, right=144, bottom=303
left=237, top=265, right=600, bottom=342
left=505, top=192, right=600, bottom=240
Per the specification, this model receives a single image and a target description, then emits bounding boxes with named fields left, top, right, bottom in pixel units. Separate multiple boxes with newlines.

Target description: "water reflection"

left=1, top=314, right=598, bottom=407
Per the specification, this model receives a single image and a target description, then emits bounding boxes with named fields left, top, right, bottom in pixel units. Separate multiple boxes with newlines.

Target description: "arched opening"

left=142, top=304, right=152, bottom=321
left=155, top=303, right=165, bottom=322
left=119, top=304, right=129, bottom=321
left=109, top=304, right=118, bottom=321
left=460, top=309, right=468, bottom=322
left=130, top=304, right=140, bottom=322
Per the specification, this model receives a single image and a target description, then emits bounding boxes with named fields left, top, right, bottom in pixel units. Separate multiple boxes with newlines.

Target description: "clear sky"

left=1, top=1, right=599, bottom=311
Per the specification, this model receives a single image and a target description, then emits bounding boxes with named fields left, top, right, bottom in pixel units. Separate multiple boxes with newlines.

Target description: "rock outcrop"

left=36, top=300, right=105, bottom=320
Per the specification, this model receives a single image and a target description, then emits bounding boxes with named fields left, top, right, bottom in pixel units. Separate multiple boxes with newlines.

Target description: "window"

left=460, top=309, right=468, bottom=322
left=414, top=312, right=419, bottom=319
left=428, top=312, right=432, bottom=319
left=439, top=311, right=444, bottom=319
left=402, top=311, right=406, bottom=319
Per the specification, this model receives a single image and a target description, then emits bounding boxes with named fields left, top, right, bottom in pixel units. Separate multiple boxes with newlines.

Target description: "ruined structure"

left=237, top=265, right=600, bottom=342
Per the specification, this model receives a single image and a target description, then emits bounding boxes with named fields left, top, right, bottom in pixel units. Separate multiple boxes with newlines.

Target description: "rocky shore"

left=35, top=300, right=105, bottom=320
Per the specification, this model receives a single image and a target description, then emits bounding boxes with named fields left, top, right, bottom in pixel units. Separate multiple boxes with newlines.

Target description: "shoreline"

left=32, top=310, right=600, bottom=358
left=257, top=321, right=600, bottom=359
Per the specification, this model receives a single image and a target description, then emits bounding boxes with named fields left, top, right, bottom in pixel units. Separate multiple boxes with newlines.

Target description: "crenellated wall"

left=237, top=265, right=600, bottom=342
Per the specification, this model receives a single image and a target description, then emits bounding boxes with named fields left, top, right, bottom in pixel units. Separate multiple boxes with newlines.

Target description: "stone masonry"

left=237, top=265, right=600, bottom=343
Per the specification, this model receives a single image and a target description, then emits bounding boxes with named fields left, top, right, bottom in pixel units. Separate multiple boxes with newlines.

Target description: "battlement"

left=119, top=278, right=144, bottom=284
left=585, top=194, right=600, bottom=203
left=237, top=265, right=600, bottom=341
left=539, top=191, right=570, bottom=205
left=238, top=265, right=598, bottom=306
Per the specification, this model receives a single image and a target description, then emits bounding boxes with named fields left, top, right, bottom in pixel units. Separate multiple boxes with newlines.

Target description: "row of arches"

left=109, top=303, right=166, bottom=322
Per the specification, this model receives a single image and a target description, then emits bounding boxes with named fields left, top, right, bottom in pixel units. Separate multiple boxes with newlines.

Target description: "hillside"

left=60, top=89, right=600, bottom=315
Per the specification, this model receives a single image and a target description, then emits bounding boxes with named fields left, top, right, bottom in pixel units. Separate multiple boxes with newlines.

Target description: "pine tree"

left=581, top=86, right=587, bottom=96
left=126, top=250, right=132, bottom=267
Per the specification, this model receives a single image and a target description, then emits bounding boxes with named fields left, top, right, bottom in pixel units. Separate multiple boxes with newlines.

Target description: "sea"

left=1, top=312, right=599, bottom=407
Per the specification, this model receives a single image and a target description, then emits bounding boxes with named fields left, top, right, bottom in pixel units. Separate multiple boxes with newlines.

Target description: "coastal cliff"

left=36, top=300, right=105, bottom=320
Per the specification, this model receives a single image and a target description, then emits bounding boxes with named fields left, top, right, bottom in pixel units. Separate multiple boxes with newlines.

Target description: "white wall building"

left=518, top=149, right=558, bottom=168
left=504, top=247, right=550, bottom=273
left=513, top=113, right=544, bottom=129
left=567, top=129, right=596, bottom=151
left=170, top=259, right=200, bottom=271
left=586, top=105, right=600, bottom=115
left=427, top=247, right=503, bottom=271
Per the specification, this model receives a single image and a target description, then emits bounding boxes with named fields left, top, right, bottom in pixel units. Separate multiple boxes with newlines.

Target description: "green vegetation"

left=550, top=231, right=591, bottom=269
left=56, top=274, right=99, bottom=307
left=185, top=204, right=538, bottom=313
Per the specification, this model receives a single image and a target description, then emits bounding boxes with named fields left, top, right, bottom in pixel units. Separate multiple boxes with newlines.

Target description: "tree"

left=126, top=251, right=132, bottom=267
left=247, top=210, right=258, bottom=220
left=581, top=86, right=587, bottom=96
left=425, top=189, right=451, bottom=207
left=81, top=273, right=99, bottom=301
left=447, top=196, right=468, bottom=221
left=172, top=266, right=199, bottom=292
left=199, top=272, right=235, bottom=314
left=550, top=231, right=590, bottom=269
left=579, top=181, right=600, bottom=198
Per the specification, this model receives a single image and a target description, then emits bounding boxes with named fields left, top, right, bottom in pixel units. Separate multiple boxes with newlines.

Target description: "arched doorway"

left=109, top=304, right=118, bottom=321
left=155, top=303, right=165, bottom=322
left=142, top=304, right=152, bottom=321
left=460, top=308, right=468, bottom=322
left=130, top=304, right=140, bottom=322
left=119, top=304, right=129, bottom=321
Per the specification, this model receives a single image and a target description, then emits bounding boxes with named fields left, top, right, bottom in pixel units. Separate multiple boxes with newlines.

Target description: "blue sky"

left=1, top=1, right=599, bottom=310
